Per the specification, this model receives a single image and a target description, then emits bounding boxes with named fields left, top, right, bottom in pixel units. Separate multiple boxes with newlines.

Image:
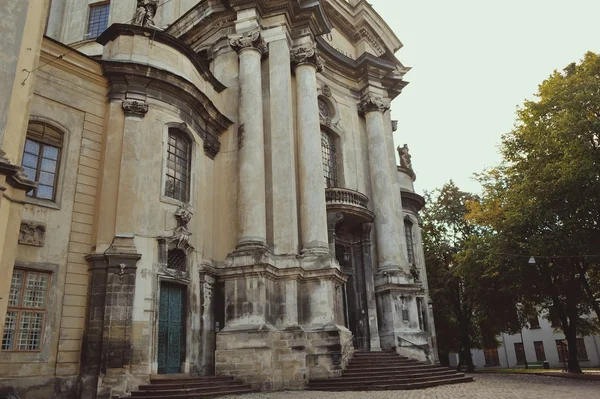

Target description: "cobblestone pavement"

left=222, top=374, right=600, bottom=399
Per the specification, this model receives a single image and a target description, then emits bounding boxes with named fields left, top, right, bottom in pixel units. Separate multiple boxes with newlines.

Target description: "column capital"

left=229, top=29, right=268, bottom=57
left=358, top=94, right=390, bottom=115
left=122, top=100, right=148, bottom=118
left=291, top=42, right=323, bottom=72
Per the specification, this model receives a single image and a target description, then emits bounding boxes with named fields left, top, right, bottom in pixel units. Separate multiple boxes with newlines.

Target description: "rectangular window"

left=405, top=220, right=415, bottom=265
left=555, top=339, right=568, bottom=363
left=164, top=129, right=191, bottom=203
left=576, top=338, right=588, bottom=361
left=86, top=2, right=110, bottom=39
left=514, top=342, right=526, bottom=364
left=529, top=316, right=540, bottom=329
left=484, top=348, right=500, bottom=366
left=534, top=341, right=546, bottom=361
left=2, top=270, right=50, bottom=351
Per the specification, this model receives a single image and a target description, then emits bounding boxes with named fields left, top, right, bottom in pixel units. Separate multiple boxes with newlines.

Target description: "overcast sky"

left=367, top=0, right=600, bottom=194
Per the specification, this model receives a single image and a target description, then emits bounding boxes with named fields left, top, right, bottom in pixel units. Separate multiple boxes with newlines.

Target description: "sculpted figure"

left=398, top=144, right=413, bottom=170
left=134, top=0, right=159, bottom=27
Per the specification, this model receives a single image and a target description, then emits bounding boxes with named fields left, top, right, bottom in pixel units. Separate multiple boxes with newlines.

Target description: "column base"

left=235, top=239, right=268, bottom=252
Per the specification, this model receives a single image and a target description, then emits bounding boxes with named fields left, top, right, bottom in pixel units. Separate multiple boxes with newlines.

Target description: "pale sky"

left=367, top=0, right=600, bottom=194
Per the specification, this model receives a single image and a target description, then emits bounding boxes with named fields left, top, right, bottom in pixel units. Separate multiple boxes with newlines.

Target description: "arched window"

left=165, top=129, right=191, bottom=202
left=321, top=131, right=338, bottom=188
left=405, top=219, right=415, bottom=265
left=21, top=122, right=63, bottom=201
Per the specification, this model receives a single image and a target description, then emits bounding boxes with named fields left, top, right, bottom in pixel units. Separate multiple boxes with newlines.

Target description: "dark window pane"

left=25, top=140, right=40, bottom=155
left=321, top=131, right=338, bottom=188
left=534, top=341, right=546, bottom=361
left=87, top=4, right=110, bottom=39
left=164, top=129, right=190, bottom=202
left=23, top=153, right=39, bottom=169
left=42, top=146, right=59, bottom=160
left=514, top=342, right=525, bottom=363
left=40, top=158, right=57, bottom=173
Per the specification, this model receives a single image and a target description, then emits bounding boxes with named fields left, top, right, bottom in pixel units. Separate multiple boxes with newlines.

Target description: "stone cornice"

left=358, top=94, right=389, bottom=115
left=290, top=42, right=322, bottom=71
left=97, top=23, right=227, bottom=93
left=102, top=61, right=233, bottom=159
left=228, top=29, right=268, bottom=56
left=400, top=189, right=425, bottom=212
left=0, top=156, right=37, bottom=192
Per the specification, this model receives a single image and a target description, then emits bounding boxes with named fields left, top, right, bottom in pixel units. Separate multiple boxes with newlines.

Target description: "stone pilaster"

left=81, top=235, right=142, bottom=399
left=229, top=29, right=268, bottom=251
left=292, top=41, right=329, bottom=256
left=361, top=222, right=382, bottom=351
left=359, top=94, right=406, bottom=275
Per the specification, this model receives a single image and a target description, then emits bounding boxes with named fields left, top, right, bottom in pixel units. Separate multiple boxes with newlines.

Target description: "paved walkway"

left=222, top=374, right=600, bottom=398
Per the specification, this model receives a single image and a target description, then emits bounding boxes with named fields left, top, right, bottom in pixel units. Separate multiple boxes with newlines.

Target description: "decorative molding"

left=122, top=100, right=148, bottom=117
left=18, top=221, right=46, bottom=247
left=354, top=26, right=386, bottom=57
left=392, top=120, right=398, bottom=132
left=358, top=94, right=389, bottom=115
left=0, top=154, right=37, bottom=192
left=321, top=84, right=332, bottom=97
left=228, top=29, right=268, bottom=56
left=171, top=204, right=194, bottom=253
left=291, top=42, right=323, bottom=72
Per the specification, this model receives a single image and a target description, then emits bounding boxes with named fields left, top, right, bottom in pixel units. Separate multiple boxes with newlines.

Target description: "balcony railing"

left=325, top=187, right=369, bottom=209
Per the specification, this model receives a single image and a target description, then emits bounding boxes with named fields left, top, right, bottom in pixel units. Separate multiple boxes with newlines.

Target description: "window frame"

left=321, top=130, right=338, bottom=188
left=514, top=342, right=526, bottom=364
left=555, top=339, right=568, bottom=363
left=2, top=269, right=51, bottom=352
left=86, top=1, right=111, bottom=40
left=404, top=218, right=415, bottom=265
left=163, top=128, right=193, bottom=204
left=533, top=341, right=546, bottom=362
left=21, top=122, right=63, bottom=203
left=484, top=348, right=500, bottom=366
left=576, top=338, right=589, bottom=361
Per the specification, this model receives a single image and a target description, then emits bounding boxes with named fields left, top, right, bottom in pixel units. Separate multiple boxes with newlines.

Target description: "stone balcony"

left=325, top=187, right=375, bottom=223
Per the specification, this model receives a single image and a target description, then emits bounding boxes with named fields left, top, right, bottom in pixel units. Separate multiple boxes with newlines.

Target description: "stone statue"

left=172, top=204, right=193, bottom=250
left=398, top=144, right=412, bottom=170
left=133, top=0, right=159, bottom=27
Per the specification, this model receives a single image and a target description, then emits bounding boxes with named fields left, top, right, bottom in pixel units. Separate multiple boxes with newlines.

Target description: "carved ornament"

left=228, top=29, right=268, bottom=56
left=163, top=204, right=195, bottom=254
left=358, top=94, right=389, bottom=115
left=392, top=120, right=398, bottom=132
left=321, top=84, right=332, bottom=97
left=133, top=0, right=159, bottom=28
left=291, top=42, right=324, bottom=72
left=18, top=221, right=46, bottom=247
left=122, top=100, right=148, bottom=117
left=398, top=144, right=413, bottom=170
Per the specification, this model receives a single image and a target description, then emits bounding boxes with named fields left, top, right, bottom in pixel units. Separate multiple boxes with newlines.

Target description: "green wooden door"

left=158, top=282, right=184, bottom=374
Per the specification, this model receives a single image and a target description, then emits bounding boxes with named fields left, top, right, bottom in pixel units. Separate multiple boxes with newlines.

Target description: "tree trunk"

left=460, top=328, right=475, bottom=372
left=565, top=297, right=583, bottom=373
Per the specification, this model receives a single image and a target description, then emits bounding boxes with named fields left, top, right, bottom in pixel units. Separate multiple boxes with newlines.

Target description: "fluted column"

left=359, top=94, right=405, bottom=273
left=229, top=30, right=268, bottom=250
left=292, top=42, right=329, bottom=255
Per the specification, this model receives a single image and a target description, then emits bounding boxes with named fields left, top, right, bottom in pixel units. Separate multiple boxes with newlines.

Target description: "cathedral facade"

left=0, top=1, right=436, bottom=398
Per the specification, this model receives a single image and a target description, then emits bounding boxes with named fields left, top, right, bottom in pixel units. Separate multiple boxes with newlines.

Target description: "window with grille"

left=405, top=219, right=415, bottom=265
left=165, top=129, right=191, bottom=202
left=555, top=340, right=568, bottom=362
left=514, top=342, right=525, bottom=364
left=534, top=341, right=546, bottom=361
left=484, top=348, right=500, bottom=366
left=576, top=338, right=588, bottom=360
left=21, top=122, right=63, bottom=201
left=167, top=248, right=187, bottom=272
left=87, top=2, right=110, bottom=39
left=321, top=131, right=338, bottom=188
left=2, top=270, right=50, bottom=351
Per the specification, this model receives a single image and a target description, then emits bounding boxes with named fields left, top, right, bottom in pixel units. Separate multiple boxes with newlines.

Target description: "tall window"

left=2, top=270, right=50, bottom=351
left=86, top=2, right=110, bottom=39
left=484, top=348, right=500, bottom=366
left=514, top=342, right=526, bottom=364
left=321, top=131, right=338, bottom=188
left=21, top=122, right=63, bottom=201
left=556, top=340, right=568, bottom=362
left=405, top=219, right=415, bottom=265
left=534, top=341, right=546, bottom=361
left=576, top=338, right=588, bottom=360
left=165, top=129, right=191, bottom=202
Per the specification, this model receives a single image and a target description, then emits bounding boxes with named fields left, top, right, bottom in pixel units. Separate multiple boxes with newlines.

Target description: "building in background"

left=450, top=313, right=600, bottom=369
left=0, top=1, right=435, bottom=398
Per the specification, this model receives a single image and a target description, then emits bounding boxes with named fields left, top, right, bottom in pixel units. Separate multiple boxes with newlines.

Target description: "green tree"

left=469, top=52, right=600, bottom=373
left=423, top=182, right=520, bottom=372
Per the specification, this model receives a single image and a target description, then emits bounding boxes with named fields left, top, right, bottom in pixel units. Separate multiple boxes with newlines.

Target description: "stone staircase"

left=308, top=351, right=473, bottom=391
left=124, top=375, right=255, bottom=398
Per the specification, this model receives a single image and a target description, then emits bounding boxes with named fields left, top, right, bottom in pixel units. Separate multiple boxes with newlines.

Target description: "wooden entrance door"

left=158, top=282, right=185, bottom=374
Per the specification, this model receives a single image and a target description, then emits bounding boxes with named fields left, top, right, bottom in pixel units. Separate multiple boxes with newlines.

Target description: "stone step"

left=150, top=376, right=234, bottom=384
left=344, top=364, right=448, bottom=374
left=131, top=384, right=253, bottom=397
left=126, top=387, right=256, bottom=399
left=134, top=382, right=249, bottom=393
left=308, top=376, right=474, bottom=391
left=346, top=359, right=421, bottom=367
left=309, top=372, right=465, bottom=387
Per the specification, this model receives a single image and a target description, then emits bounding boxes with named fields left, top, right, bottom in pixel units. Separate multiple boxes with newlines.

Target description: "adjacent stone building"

left=0, top=1, right=436, bottom=398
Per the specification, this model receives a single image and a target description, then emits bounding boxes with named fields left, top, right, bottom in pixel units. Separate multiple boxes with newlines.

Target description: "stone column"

left=292, top=42, right=329, bottom=255
left=267, top=35, right=298, bottom=255
left=361, top=222, right=382, bottom=351
left=359, top=94, right=406, bottom=274
left=229, top=29, right=268, bottom=251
